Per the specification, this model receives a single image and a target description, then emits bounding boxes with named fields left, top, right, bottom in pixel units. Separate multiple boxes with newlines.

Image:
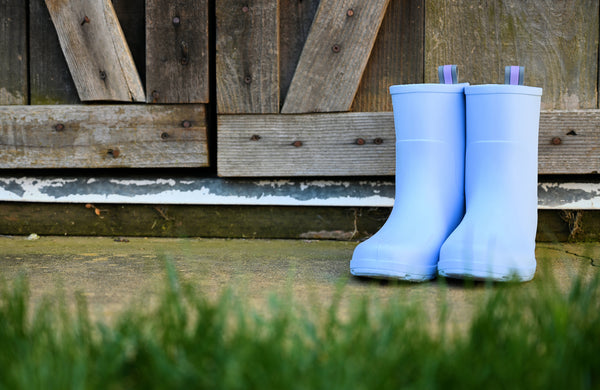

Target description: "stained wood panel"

left=539, top=110, right=600, bottom=174
left=425, top=0, right=598, bottom=110
left=351, top=0, right=424, bottom=111
left=0, top=0, right=28, bottom=104
left=30, top=0, right=80, bottom=104
left=146, top=0, right=209, bottom=103
left=112, top=0, right=146, bottom=86
left=216, top=0, right=279, bottom=113
left=0, top=105, right=208, bottom=168
left=279, top=0, right=320, bottom=107
left=218, top=111, right=600, bottom=177
left=45, top=0, right=145, bottom=102
left=281, top=0, right=390, bottom=113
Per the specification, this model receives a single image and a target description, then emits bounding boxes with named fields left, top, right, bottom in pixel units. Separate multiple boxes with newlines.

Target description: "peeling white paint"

left=0, top=176, right=598, bottom=209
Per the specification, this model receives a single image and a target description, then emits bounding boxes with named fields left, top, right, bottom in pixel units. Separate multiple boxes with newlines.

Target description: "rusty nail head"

left=332, top=44, right=341, bottom=53
left=161, top=132, right=170, bottom=139
left=181, top=58, right=189, bottom=65
left=244, top=75, right=252, bottom=84
left=374, top=137, right=383, bottom=145
left=108, top=148, right=120, bottom=158
left=242, top=5, right=249, bottom=12
left=182, top=120, right=191, bottom=128
left=347, top=9, right=354, bottom=17
left=81, top=15, right=90, bottom=25
left=292, top=140, right=303, bottom=147
left=172, top=16, right=180, bottom=25
left=355, top=138, right=365, bottom=145
left=250, top=134, right=261, bottom=141
left=552, top=137, right=562, bottom=145
left=54, top=123, right=64, bottom=131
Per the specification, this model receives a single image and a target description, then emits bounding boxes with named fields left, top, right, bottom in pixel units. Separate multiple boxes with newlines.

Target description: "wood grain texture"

left=0, top=105, right=208, bottom=168
left=44, top=0, right=145, bottom=102
left=218, top=113, right=395, bottom=176
left=30, top=0, right=81, bottom=104
left=112, top=0, right=146, bottom=86
left=351, top=0, right=424, bottom=112
left=216, top=0, right=279, bottom=113
left=146, top=0, right=209, bottom=103
left=425, top=0, right=598, bottom=109
left=539, top=110, right=600, bottom=174
left=279, top=0, right=320, bottom=108
left=0, top=0, right=28, bottom=104
left=281, top=0, right=390, bottom=113
left=218, top=111, right=600, bottom=176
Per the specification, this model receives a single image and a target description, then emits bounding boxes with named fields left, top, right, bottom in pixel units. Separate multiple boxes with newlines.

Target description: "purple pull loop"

left=438, top=65, right=458, bottom=84
left=505, top=66, right=524, bottom=85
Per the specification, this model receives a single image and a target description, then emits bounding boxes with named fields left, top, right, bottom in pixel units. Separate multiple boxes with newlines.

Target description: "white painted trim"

left=0, top=176, right=598, bottom=209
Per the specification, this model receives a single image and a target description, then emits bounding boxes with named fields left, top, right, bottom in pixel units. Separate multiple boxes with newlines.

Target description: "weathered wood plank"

left=539, top=110, right=600, bottom=174
left=425, top=0, right=598, bottom=110
left=218, top=113, right=395, bottom=176
left=0, top=105, right=208, bottom=168
left=351, top=0, right=424, bottom=112
left=281, top=0, right=390, bottom=113
left=0, top=0, right=28, bottom=104
left=216, top=0, right=279, bottom=113
left=112, top=0, right=146, bottom=86
left=218, top=111, right=600, bottom=177
left=279, top=0, right=320, bottom=107
left=30, top=0, right=81, bottom=104
left=44, top=0, right=145, bottom=102
left=146, top=0, right=209, bottom=103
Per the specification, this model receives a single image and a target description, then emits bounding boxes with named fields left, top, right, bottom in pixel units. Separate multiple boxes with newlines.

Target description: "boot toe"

left=350, top=239, right=438, bottom=282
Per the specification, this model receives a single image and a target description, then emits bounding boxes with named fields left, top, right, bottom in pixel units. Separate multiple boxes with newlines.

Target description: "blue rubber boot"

left=438, top=66, right=542, bottom=282
left=350, top=66, right=467, bottom=282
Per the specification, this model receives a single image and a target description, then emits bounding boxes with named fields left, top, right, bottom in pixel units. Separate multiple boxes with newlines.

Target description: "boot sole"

left=438, top=259, right=536, bottom=282
left=350, top=259, right=436, bottom=282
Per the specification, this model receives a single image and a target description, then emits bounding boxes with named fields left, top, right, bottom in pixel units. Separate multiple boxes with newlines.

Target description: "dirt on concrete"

left=0, top=236, right=598, bottom=328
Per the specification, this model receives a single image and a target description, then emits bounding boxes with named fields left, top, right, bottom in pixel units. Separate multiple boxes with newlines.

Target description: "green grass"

left=1, top=262, right=599, bottom=390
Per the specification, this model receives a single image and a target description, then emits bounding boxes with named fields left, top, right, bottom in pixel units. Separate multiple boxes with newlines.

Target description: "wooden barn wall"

left=0, top=0, right=599, bottom=177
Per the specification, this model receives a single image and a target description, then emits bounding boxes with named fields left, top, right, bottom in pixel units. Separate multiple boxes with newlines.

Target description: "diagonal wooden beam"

left=45, top=0, right=145, bottom=102
left=281, top=0, right=390, bottom=113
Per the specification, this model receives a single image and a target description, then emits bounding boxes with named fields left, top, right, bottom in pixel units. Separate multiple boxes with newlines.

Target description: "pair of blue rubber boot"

left=350, top=66, right=543, bottom=282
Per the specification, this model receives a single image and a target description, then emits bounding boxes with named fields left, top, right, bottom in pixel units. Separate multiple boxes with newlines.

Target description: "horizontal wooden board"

left=218, top=113, right=395, bottom=176
left=539, top=110, right=600, bottom=174
left=218, top=111, right=600, bottom=176
left=0, top=105, right=208, bottom=168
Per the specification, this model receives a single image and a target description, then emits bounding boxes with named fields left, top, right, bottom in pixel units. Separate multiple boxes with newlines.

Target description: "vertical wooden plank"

left=425, top=0, right=598, bottom=110
left=112, top=0, right=146, bottom=86
left=146, top=0, right=209, bottom=103
left=0, top=0, right=28, bottom=104
left=45, top=0, right=145, bottom=102
left=216, top=0, right=279, bottom=114
left=281, top=0, right=390, bottom=114
left=30, top=0, right=81, bottom=104
left=279, top=0, right=320, bottom=107
left=351, top=0, right=424, bottom=112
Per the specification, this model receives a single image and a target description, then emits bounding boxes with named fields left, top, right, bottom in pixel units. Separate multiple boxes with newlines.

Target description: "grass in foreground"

left=0, top=262, right=599, bottom=390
